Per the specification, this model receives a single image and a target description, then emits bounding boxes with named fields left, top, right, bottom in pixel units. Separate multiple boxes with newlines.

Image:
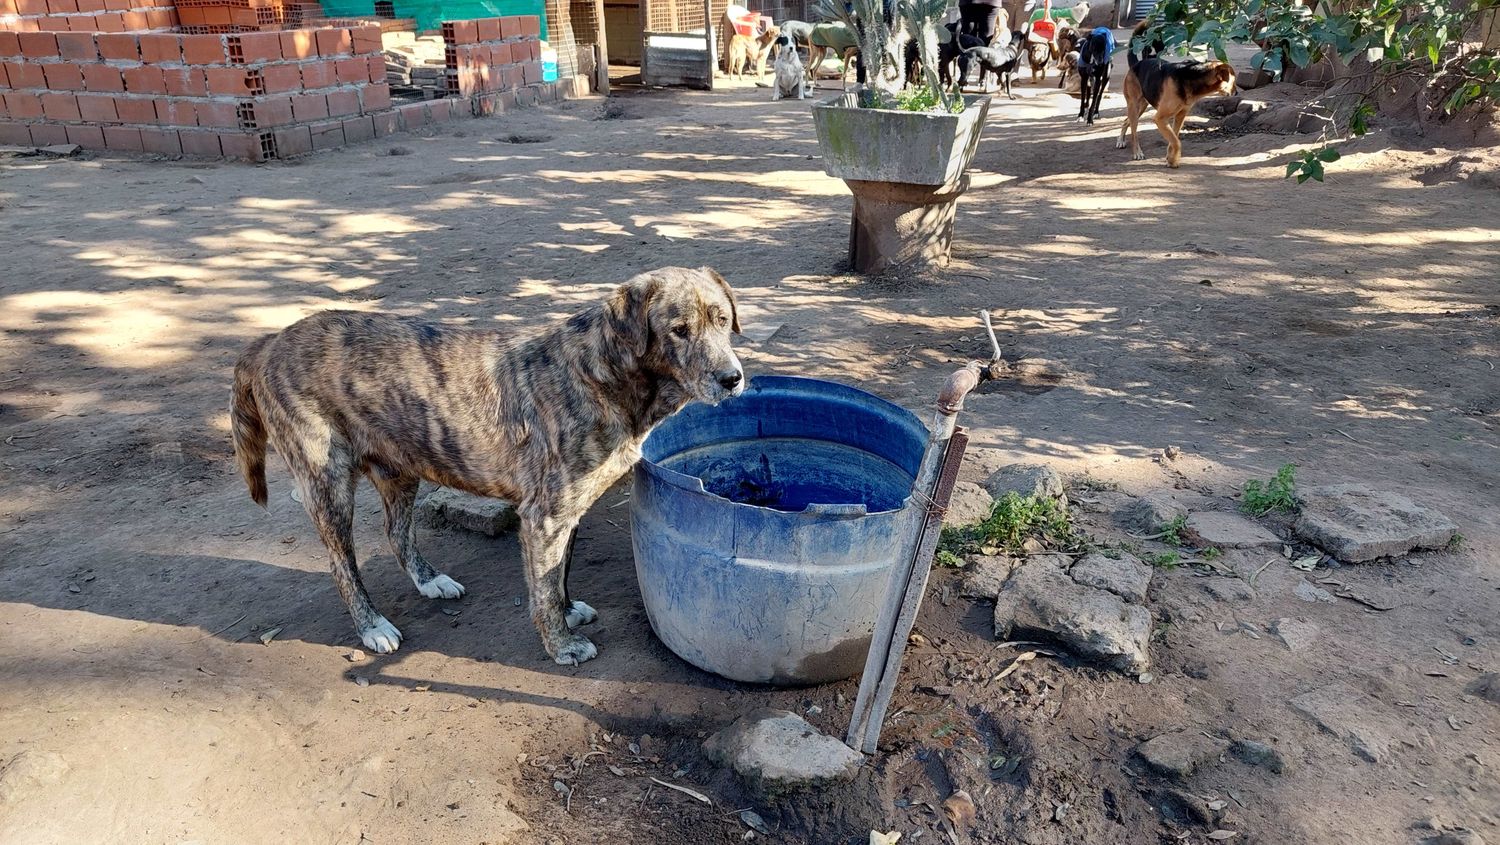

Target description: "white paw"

left=417, top=573, right=465, bottom=599
left=359, top=616, right=403, bottom=654
left=1114, top=137, right=1128, bottom=149
left=1132, top=150, right=1147, bottom=161
left=553, top=634, right=598, bottom=666
left=565, top=600, right=598, bottom=629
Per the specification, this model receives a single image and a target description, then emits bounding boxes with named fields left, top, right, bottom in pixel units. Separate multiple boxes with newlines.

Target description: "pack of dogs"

left=230, top=22, right=1240, bottom=665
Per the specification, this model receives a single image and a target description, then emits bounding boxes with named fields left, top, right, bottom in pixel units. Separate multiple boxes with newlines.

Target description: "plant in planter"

left=810, top=0, right=992, bottom=272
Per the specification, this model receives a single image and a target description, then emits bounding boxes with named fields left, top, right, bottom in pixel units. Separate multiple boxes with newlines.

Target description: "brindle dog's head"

left=606, top=267, right=745, bottom=404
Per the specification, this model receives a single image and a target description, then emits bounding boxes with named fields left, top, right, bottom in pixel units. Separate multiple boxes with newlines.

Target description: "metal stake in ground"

left=845, top=311, right=1004, bottom=753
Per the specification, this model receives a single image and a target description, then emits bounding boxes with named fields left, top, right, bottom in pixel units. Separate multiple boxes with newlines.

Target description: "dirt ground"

left=2, top=57, right=1498, bottom=845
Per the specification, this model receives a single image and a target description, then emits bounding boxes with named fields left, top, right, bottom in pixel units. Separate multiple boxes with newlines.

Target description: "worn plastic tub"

left=630, top=376, right=928, bottom=685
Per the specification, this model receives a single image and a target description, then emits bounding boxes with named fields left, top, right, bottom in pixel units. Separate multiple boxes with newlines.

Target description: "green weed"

left=938, top=492, right=1081, bottom=559
left=1241, top=463, right=1299, bottom=516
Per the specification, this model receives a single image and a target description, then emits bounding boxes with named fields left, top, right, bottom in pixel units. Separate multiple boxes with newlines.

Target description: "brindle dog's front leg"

left=520, top=515, right=598, bottom=665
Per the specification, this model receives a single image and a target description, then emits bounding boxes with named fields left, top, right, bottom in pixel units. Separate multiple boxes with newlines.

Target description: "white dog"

left=772, top=35, right=807, bottom=100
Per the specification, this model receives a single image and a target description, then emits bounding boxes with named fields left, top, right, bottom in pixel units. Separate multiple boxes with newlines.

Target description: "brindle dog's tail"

left=231, top=335, right=273, bottom=508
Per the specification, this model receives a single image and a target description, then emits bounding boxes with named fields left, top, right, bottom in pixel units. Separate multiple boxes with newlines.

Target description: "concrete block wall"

left=1, top=0, right=178, bottom=34
left=0, top=14, right=576, bottom=159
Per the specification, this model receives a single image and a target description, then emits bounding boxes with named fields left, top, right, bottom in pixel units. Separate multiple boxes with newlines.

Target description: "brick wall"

left=1, top=0, right=178, bottom=34
left=0, top=14, right=575, bottom=159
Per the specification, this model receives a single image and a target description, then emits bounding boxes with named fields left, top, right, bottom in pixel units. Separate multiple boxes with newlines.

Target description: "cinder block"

left=350, top=24, right=382, bottom=55
left=0, top=63, right=7, bottom=91
left=145, top=9, right=174, bottom=29
left=179, top=129, right=221, bottom=157
left=308, top=118, right=343, bottom=150
left=218, top=130, right=255, bottom=159
left=234, top=32, right=281, bottom=63
left=371, top=108, right=397, bottom=136
left=139, top=127, right=180, bottom=155
left=499, top=15, right=520, bottom=39
left=315, top=27, right=352, bottom=57
left=40, top=92, right=80, bottom=120
left=16, top=0, right=45, bottom=12
left=41, top=62, right=84, bottom=91
left=102, top=0, right=130, bottom=11
left=334, top=56, right=365, bottom=84
left=48, top=0, right=78, bottom=12
left=18, top=32, right=60, bottom=59
left=194, top=99, right=236, bottom=128
left=416, top=487, right=518, bottom=536
left=325, top=87, right=358, bottom=116
left=29, top=123, right=69, bottom=146
left=76, top=93, right=118, bottom=121
left=74, top=0, right=104, bottom=12
left=81, top=64, right=124, bottom=92
left=0, top=33, right=20, bottom=59
left=4, top=93, right=43, bottom=119
left=6, top=62, right=45, bottom=89
left=0, top=121, right=31, bottom=146
left=114, top=95, right=158, bottom=123
left=272, top=124, right=311, bottom=157
left=259, top=63, right=301, bottom=93
left=120, top=10, right=149, bottom=30
left=280, top=29, right=316, bottom=60
left=522, top=61, right=540, bottom=85
left=475, top=17, right=500, bottom=42
left=122, top=65, right=167, bottom=94
left=449, top=19, right=479, bottom=45
left=300, top=60, right=333, bottom=89
left=340, top=114, right=374, bottom=144
left=204, top=66, right=250, bottom=96
left=94, top=13, right=126, bottom=33
left=95, top=33, right=139, bottom=61
left=65, top=123, right=105, bottom=149
left=102, top=125, right=143, bottom=150
left=56, top=31, right=98, bottom=60
left=361, top=81, right=390, bottom=111
left=139, top=33, right=182, bottom=64
left=289, top=92, right=328, bottom=121
left=491, top=41, right=513, bottom=64
left=162, top=67, right=207, bottom=97
left=181, top=34, right=226, bottom=65
left=520, top=15, right=541, bottom=37
left=247, top=95, right=293, bottom=128
left=366, top=54, right=384, bottom=83
left=396, top=99, right=427, bottom=130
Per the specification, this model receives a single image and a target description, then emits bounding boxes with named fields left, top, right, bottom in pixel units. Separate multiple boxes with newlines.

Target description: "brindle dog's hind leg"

left=368, top=468, right=464, bottom=600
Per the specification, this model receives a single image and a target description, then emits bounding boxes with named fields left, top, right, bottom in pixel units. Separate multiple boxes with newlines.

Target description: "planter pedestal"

left=846, top=175, right=971, bottom=273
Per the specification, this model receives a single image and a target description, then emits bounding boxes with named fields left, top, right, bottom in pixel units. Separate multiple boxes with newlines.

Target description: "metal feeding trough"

left=632, top=313, right=1006, bottom=751
left=630, top=376, right=928, bottom=685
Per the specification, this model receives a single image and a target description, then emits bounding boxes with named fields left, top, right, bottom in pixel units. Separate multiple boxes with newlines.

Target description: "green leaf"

left=1296, top=172, right=1311, bottom=184
left=1309, top=160, right=1325, bottom=181
left=1287, top=41, right=1311, bottom=67
left=1285, top=160, right=1303, bottom=177
left=1427, top=43, right=1440, bottom=67
left=1316, top=147, right=1341, bottom=162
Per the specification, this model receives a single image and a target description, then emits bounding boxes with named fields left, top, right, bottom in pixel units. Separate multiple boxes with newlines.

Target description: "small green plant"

left=1161, top=515, right=1189, bottom=547
left=881, top=84, right=963, bottom=113
left=1147, top=551, right=1182, bottom=569
left=1447, top=533, right=1466, bottom=552
left=1241, top=463, right=1299, bottom=516
left=939, top=492, right=1081, bottom=558
left=934, top=549, right=966, bottom=568
left=1200, top=546, right=1224, bottom=561
left=1285, top=146, right=1342, bottom=183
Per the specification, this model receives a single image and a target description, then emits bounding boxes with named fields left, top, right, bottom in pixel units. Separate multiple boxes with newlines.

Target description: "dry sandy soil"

left=1, top=61, right=1497, bottom=845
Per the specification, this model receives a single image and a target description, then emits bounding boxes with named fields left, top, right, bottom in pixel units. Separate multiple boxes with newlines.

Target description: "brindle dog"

left=230, top=267, right=745, bottom=664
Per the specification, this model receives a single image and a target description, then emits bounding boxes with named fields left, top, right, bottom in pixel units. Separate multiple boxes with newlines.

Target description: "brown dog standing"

left=231, top=267, right=744, bottom=663
left=1116, top=21, right=1235, bottom=167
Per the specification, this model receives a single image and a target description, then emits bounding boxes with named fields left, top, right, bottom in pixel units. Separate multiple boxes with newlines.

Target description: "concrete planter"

left=812, top=93, right=991, bottom=273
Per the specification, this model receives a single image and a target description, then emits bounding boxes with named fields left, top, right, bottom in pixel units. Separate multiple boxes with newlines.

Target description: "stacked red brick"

left=2, top=0, right=177, bottom=34
left=442, top=13, right=544, bottom=113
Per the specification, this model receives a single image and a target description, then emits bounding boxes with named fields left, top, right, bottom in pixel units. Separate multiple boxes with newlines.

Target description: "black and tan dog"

left=231, top=268, right=745, bottom=664
left=1116, top=20, right=1235, bottom=167
left=960, top=31, right=1025, bottom=97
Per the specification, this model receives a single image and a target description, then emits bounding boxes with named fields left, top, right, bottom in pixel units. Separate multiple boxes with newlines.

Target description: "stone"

left=1136, top=732, right=1228, bottom=779
left=1202, top=577, right=1255, bottom=603
left=1289, top=682, right=1407, bottom=763
left=1293, top=579, right=1336, bottom=603
left=702, top=709, right=861, bottom=798
left=1118, top=493, right=1187, bottom=534
left=984, top=463, right=1065, bottom=504
left=1154, top=787, right=1213, bottom=826
left=38, top=144, right=80, bottom=156
left=1231, top=739, right=1288, bottom=774
left=944, top=481, right=994, bottom=528
left=1192, top=94, right=1241, bottom=118
left=1185, top=512, right=1281, bottom=549
left=960, top=555, right=1016, bottom=600
left=416, top=487, right=518, bottom=536
left=1467, top=673, right=1500, bottom=706
left=1069, top=552, right=1152, bottom=603
left=1270, top=617, right=1321, bottom=653
left=0, top=751, right=70, bottom=806
left=1294, top=485, right=1458, bottom=563
left=1427, top=830, right=1488, bottom=845
left=993, top=555, right=1151, bottom=674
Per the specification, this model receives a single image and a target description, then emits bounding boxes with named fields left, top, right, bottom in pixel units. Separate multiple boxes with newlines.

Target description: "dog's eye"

left=671, top=325, right=691, bottom=339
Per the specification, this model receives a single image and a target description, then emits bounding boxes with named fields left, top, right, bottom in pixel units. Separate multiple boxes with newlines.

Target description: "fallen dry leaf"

left=1207, top=831, right=1238, bottom=841
left=942, top=790, right=976, bottom=829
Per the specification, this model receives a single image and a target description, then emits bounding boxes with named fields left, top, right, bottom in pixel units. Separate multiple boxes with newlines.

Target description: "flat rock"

left=1118, top=492, right=1187, bottom=534
left=1231, top=739, right=1288, bottom=774
left=1202, top=576, right=1255, bottom=603
left=1467, top=673, right=1500, bottom=706
left=1289, top=681, right=1407, bottom=763
left=984, top=463, right=1065, bottom=504
left=960, top=555, right=1016, bottom=599
left=416, top=487, right=518, bottom=536
left=1271, top=617, right=1321, bottom=653
left=1185, top=512, right=1280, bottom=549
left=703, top=709, right=861, bottom=798
left=1069, top=552, right=1152, bottom=603
left=944, top=481, right=994, bottom=528
left=1136, top=732, right=1228, bottom=779
left=1293, top=579, right=1336, bottom=603
left=1294, top=484, right=1458, bottom=563
left=994, top=555, right=1151, bottom=674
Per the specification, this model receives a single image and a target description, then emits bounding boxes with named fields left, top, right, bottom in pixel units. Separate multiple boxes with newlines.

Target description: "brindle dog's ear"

left=702, top=267, right=741, bottom=334
left=606, top=273, right=660, bottom=357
